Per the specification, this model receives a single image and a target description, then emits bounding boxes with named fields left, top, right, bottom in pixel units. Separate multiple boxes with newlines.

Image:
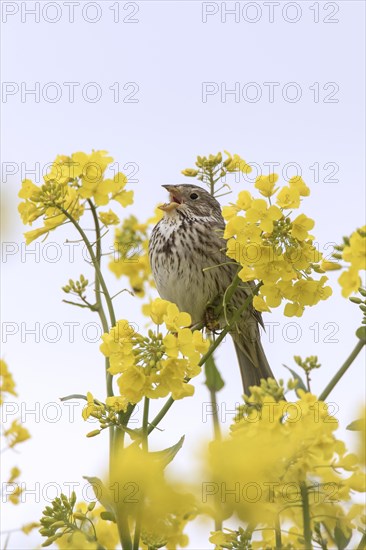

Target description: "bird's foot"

left=204, top=305, right=221, bottom=334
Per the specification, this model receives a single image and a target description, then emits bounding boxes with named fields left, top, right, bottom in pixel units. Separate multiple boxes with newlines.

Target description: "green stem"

left=133, top=398, right=149, bottom=550
left=209, top=388, right=221, bottom=442
left=61, top=206, right=134, bottom=547
left=111, top=437, right=132, bottom=550
left=60, top=207, right=116, bottom=327
left=208, top=167, right=215, bottom=196
left=86, top=201, right=116, bottom=476
left=142, top=397, right=150, bottom=452
left=305, top=372, right=311, bottom=393
left=87, top=201, right=114, bottom=399
left=318, top=340, right=365, bottom=402
left=60, top=394, right=88, bottom=401
left=148, top=287, right=259, bottom=435
left=132, top=520, right=141, bottom=550
left=209, top=383, right=222, bottom=532
left=148, top=396, right=174, bottom=435
left=222, top=272, right=241, bottom=305
left=275, top=516, right=283, bottom=549
left=117, top=518, right=132, bottom=550
left=300, top=482, right=313, bottom=550
left=87, top=201, right=109, bottom=327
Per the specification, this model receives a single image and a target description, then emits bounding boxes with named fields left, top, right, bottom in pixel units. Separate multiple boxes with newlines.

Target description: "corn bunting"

left=149, top=184, right=274, bottom=394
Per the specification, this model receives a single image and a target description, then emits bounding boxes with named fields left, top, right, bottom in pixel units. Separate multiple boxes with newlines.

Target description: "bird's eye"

left=190, top=193, right=198, bottom=200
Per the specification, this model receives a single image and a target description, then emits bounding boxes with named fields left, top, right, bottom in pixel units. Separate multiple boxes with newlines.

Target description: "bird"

left=148, top=183, right=275, bottom=395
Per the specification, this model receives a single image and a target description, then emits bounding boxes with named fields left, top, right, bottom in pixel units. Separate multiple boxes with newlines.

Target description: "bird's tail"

left=232, top=329, right=275, bottom=396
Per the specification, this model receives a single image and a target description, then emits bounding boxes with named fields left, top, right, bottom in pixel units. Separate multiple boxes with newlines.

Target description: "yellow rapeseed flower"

left=163, top=303, right=191, bottom=331
left=0, top=360, right=17, bottom=404
left=101, top=299, right=209, bottom=408
left=343, top=227, right=366, bottom=271
left=4, top=419, right=31, bottom=448
left=98, top=210, right=120, bottom=225
left=245, top=199, right=283, bottom=233
left=289, top=175, right=310, bottom=196
left=291, top=213, right=315, bottom=241
left=19, top=150, right=134, bottom=245
left=254, top=173, right=279, bottom=198
left=224, top=151, right=252, bottom=174
left=338, top=268, right=361, bottom=298
left=276, top=185, right=301, bottom=209
left=222, top=175, right=331, bottom=316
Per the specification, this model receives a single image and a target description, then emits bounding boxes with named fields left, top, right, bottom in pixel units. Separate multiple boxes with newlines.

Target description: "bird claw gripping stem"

left=203, top=304, right=222, bottom=334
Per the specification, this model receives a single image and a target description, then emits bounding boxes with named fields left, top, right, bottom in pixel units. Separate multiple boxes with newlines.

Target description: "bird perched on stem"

left=149, top=184, right=275, bottom=395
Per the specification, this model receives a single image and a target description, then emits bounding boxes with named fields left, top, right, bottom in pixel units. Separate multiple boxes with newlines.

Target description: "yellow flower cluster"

left=100, top=299, right=209, bottom=409
left=4, top=419, right=31, bottom=448
left=206, top=386, right=366, bottom=549
left=109, top=446, right=198, bottom=550
left=223, top=174, right=332, bottom=316
left=109, top=210, right=163, bottom=297
left=181, top=151, right=252, bottom=193
left=18, top=150, right=133, bottom=244
left=5, top=467, right=24, bottom=505
left=98, top=209, right=120, bottom=226
left=223, top=150, right=252, bottom=174
left=55, top=503, right=119, bottom=550
left=46, top=451, right=198, bottom=549
left=1, top=361, right=30, bottom=511
left=338, top=227, right=366, bottom=297
left=18, top=177, right=84, bottom=245
left=1, top=361, right=30, bottom=449
left=0, top=359, right=17, bottom=404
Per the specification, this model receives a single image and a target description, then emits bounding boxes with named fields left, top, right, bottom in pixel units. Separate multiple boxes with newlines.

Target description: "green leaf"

left=150, top=435, right=185, bottom=468
left=356, top=326, right=366, bottom=342
left=82, top=476, right=114, bottom=513
left=347, top=419, right=365, bottom=431
left=283, top=365, right=307, bottom=393
left=204, top=354, right=225, bottom=392
left=334, top=521, right=352, bottom=550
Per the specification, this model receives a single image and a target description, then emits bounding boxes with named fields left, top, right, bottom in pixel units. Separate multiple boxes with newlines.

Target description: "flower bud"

left=41, top=518, right=55, bottom=525
left=51, top=521, right=65, bottom=529
left=181, top=168, right=199, bottom=177
left=39, top=528, right=52, bottom=536
left=86, top=429, right=101, bottom=438
left=73, top=512, right=86, bottom=520
left=42, top=535, right=59, bottom=547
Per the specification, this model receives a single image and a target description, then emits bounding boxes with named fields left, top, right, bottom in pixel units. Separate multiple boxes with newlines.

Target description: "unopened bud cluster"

left=39, top=492, right=97, bottom=547
left=62, top=274, right=89, bottom=297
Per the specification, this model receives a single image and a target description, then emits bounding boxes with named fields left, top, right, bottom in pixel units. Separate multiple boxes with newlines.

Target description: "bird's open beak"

left=159, top=185, right=183, bottom=211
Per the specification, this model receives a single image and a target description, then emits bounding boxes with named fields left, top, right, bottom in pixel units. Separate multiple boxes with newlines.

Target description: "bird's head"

left=159, top=184, right=221, bottom=219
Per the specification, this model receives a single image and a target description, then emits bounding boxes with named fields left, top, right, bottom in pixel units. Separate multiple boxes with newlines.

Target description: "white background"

left=1, top=1, right=365, bottom=548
